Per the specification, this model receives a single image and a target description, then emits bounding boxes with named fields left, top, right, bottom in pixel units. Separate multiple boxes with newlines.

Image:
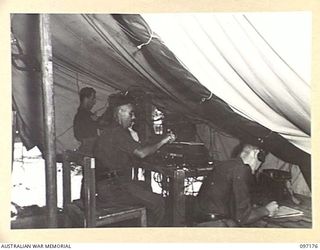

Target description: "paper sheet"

left=271, top=205, right=304, bottom=218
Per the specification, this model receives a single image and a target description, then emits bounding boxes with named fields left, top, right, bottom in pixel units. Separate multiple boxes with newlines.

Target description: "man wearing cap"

left=93, top=93, right=176, bottom=226
left=192, top=143, right=279, bottom=227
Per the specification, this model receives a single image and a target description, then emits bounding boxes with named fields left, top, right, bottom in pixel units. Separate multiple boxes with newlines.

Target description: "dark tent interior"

left=10, top=13, right=311, bottom=229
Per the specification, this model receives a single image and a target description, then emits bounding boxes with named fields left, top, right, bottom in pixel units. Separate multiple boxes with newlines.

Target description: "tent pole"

left=39, top=14, right=58, bottom=228
left=12, top=110, right=16, bottom=172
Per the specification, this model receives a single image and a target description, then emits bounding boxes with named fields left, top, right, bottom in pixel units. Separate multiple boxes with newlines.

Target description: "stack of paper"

left=271, top=206, right=304, bottom=218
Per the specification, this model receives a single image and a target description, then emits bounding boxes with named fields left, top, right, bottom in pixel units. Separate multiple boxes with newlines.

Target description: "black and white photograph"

left=10, top=12, right=312, bottom=230
left=2, top=0, right=319, bottom=244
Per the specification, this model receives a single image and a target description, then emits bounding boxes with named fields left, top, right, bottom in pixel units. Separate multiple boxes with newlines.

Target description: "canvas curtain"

left=143, top=13, right=311, bottom=154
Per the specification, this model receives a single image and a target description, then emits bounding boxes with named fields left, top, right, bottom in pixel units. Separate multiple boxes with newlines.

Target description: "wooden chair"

left=62, top=150, right=147, bottom=227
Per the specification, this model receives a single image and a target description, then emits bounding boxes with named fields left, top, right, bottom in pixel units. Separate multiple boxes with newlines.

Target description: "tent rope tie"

left=137, top=33, right=154, bottom=49
left=200, top=92, right=213, bottom=103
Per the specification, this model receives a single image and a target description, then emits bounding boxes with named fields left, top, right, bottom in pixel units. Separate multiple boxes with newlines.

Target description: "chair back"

left=62, top=150, right=147, bottom=227
left=62, top=150, right=97, bottom=227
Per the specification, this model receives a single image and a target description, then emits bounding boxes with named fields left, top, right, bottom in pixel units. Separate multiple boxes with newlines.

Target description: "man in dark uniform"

left=93, top=93, right=176, bottom=226
left=194, top=144, right=279, bottom=227
left=73, top=87, right=99, bottom=155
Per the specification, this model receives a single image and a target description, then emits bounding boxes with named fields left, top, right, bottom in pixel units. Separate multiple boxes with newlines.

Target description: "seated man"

left=73, top=87, right=99, bottom=155
left=93, top=93, right=176, bottom=227
left=193, top=143, right=279, bottom=227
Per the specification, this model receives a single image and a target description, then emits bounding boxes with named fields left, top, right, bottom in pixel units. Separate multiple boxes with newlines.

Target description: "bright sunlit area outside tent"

left=11, top=140, right=83, bottom=214
left=10, top=11, right=312, bottom=231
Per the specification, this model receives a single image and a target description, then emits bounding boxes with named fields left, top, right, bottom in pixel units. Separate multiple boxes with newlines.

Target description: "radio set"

left=258, top=169, right=292, bottom=201
left=155, top=142, right=210, bottom=168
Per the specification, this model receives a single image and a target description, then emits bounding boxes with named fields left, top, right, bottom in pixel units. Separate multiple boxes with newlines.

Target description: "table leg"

left=171, top=169, right=186, bottom=227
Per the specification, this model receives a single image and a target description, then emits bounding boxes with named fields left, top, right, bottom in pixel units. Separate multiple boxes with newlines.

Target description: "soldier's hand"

left=164, top=132, right=176, bottom=144
left=265, top=201, right=279, bottom=217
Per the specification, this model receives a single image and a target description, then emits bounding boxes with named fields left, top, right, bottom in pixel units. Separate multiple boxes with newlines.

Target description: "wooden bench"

left=62, top=150, right=147, bottom=227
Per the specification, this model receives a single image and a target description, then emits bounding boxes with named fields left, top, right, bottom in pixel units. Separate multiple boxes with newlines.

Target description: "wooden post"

left=62, top=152, right=71, bottom=227
left=83, top=157, right=96, bottom=227
left=12, top=111, right=17, bottom=172
left=39, top=14, right=58, bottom=228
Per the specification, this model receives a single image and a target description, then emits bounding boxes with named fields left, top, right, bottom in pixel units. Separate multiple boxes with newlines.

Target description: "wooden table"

left=262, top=194, right=312, bottom=228
left=141, top=162, right=214, bottom=227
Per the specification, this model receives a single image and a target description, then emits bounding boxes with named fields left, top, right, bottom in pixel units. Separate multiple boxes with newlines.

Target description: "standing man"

left=194, top=144, right=279, bottom=227
left=73, top=87, right=99, bottom=155
left=94, top=93, right=176, bottom=226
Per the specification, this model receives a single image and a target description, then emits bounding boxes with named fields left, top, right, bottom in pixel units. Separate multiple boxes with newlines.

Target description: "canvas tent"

left=11, top=13, right=311, bottom=194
